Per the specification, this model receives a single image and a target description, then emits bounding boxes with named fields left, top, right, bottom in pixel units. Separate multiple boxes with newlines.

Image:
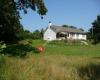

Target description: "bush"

left=0, top=41, right=6, bottom=53
left=48, top=40, right=66, bottom=46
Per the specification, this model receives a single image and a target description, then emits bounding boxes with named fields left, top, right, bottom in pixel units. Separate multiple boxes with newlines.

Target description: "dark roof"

left=50, top=25, right=85, bottom=34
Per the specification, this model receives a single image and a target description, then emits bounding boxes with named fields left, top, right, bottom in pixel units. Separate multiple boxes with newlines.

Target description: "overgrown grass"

left=0, top=55, right=100, bottom=80
left=0, top=40, right=100, bottom=80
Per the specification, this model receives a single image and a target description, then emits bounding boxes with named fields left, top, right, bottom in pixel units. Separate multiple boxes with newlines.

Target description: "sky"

left=20, top=0, right=100, bottom=32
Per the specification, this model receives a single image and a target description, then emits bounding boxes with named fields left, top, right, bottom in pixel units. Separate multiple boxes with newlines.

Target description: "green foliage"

left=16, top=0, right=47, bottom=16
left=69, top=26, right=77, bottom=29
left=89, top=15, right=100, bottom=44
left=79, top=28, right=84, bottom=31
left=2, top=40, right=35, bottom=57
left=0, top=0, right=24, bottom=43
left=86, top=32, right=92, bottom=40
left=17, top=29, right=44, bottom=40
left=0, top=41, right=6, bottom=53
left=62, top=25, right=69, bottom=27
left=0, top=0, right=47, bottom=43
left=40, top=28, right=44, bottom=38
left=33, top=29, right=43, bottom=39
left=62, top=25, right=78, bottom=29
left=16, top=30, right=33, bottom=40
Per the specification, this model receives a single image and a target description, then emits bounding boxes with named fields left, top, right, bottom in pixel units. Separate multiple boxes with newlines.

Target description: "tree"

left=16, top=29, right=34, bottom=40
left=0, top=0, right=47, bottom=43
left=90, top=15, right=100, bottom=44
left=0, top=0, right=23, bottom=43
left=62, top=25, right=77, bottom=29
left=16, top=0, right=47, bottom=17
left=62, top=25, right=69, bottom=27
left=33, top=30, right=41, bottom=39
left=79, top=28, right=84, bottom=31
left=69, top=26, right=77, bottom=29
left=40, top=28, right=44, bottom=38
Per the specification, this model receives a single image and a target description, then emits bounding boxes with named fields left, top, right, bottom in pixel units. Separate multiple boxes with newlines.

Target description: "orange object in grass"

left=36, top=45, right=45, bottom=53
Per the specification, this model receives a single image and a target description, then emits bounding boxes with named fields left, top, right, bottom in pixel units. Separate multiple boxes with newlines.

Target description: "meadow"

left=0, top=40, right=100, bottom=80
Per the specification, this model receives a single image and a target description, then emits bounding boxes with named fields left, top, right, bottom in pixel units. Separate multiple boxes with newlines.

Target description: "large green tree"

left=90, top=15, right=100, bottom=43
left=16, top=0, right=47, bottom=16
left=0, top=0, right=47, bottom=43
left=0, top=0, right=22, bottom=42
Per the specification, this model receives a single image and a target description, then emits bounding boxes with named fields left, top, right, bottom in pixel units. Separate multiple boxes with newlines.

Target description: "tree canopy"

left=89, top=15, right=100, bottom=44
left=62, top=25, right=77, bottom=29
left=0, top=0, right=47, bottom=43
left=16, top=0, right=47, bottom=16
left=62, top=25, right=69, bottom=27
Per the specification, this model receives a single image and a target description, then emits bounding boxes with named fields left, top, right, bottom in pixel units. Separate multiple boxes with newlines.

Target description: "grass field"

left=0, top=40, right=100, bottom=80
left=33, top=40, right=100, bottom=57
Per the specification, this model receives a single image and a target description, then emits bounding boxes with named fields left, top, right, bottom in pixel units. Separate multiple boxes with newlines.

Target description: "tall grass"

left=0, top=55, right=100, bottom=80
left=0, top=40, right=100, bottom=80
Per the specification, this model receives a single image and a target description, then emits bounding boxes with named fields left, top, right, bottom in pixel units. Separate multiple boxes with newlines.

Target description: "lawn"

left=0, top=40, right=100, bottom=80
left=34, top=40, right=100, bottom=57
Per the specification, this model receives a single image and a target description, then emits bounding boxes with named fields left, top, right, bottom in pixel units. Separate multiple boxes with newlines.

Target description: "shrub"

left=0, top=41, right=6, bottom=53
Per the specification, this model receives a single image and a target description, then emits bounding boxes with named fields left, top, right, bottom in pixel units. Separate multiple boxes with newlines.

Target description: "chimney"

left=48, top=21, right=52, bottom=28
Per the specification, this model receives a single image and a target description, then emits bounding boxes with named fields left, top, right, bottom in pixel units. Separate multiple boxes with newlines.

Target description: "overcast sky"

left=20, top=0, right=100, bottom=32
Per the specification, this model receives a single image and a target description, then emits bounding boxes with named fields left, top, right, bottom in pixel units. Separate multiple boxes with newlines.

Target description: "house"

left=43, top=22, right=87, bottom=41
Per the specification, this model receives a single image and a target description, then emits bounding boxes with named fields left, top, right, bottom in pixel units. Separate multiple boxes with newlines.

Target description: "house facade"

left=43, top=23, right=87, bottom=41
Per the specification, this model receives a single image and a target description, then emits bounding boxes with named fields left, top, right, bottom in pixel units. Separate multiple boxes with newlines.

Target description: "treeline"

left=87, top=15, right=100, bottom=44
left=62, top=25, right=84, bottom=31
left=0, top=24, right=44, bottom=43
left=17, top=28, right=44, bottom=40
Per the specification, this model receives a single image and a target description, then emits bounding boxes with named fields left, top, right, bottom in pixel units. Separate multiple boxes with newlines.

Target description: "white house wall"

left=44, top=27, right=87, bottom=41
left=78, top=34, right=86, bottom=40
left=82, top=35, right=87, bottom=40
left=43, top=28, right=56, bottom=41
left=68, top=33, right=86, bottom=40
